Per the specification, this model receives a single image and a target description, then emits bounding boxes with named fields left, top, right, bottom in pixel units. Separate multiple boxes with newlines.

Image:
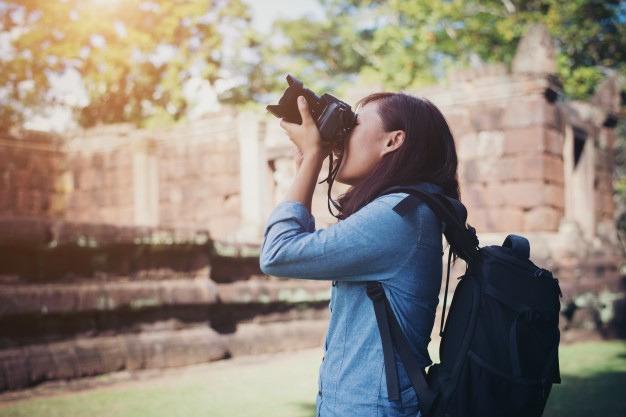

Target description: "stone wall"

left=413, top=65, right=566, bottom=234
left=64, top=125, right=136, bottom=225
left=1, top=109, right=242, bottom=241
left=0, top=218, right=331, bottom=392
left=0, top=131, right=69, bottom=219
left=596, top=128, right=617, bottom=224
left=155, top=110, right=240, bottom=236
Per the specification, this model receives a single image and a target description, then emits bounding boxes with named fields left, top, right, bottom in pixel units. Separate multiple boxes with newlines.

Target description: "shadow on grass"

left=543, top=371, right=626, bottom=417
left=290, top=400, right=316, bottom=417
left=288, top=372, right=626, bottom=417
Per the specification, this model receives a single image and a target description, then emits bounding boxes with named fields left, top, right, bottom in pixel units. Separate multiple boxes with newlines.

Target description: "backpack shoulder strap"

left=366, top=281, right=438, bottom=416
left=377, top=185, right=480, bottom=264
left=365, top=185, right=480, bottom=417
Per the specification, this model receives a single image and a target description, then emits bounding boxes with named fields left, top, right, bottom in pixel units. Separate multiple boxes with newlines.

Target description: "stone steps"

left=0, top=319, right=327, bottom=392
left=0, top=278, right=330, bottom=316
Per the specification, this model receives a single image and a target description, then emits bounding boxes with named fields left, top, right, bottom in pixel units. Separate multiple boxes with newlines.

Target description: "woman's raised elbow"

left=259, top=255, right=274, bottom=276
left=259, top=250, right=286, bottom=277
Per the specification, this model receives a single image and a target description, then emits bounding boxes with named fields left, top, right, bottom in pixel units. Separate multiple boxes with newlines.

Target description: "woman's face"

left=333, top=100, right=405, bottom=186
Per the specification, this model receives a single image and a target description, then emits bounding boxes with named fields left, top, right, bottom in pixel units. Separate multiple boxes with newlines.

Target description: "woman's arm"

left=260, top=95, right=419, bottom=281
left=285, top=151, right=324, bottom=214
left=259, top=195, right=418, bottom=281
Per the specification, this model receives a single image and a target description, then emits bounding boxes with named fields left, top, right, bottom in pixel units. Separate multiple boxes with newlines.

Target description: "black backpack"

left=365, top=185, right=562, bottom=417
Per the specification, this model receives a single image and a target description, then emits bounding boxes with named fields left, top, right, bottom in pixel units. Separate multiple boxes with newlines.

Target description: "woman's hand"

left=280, top=96, right=330, bottom=162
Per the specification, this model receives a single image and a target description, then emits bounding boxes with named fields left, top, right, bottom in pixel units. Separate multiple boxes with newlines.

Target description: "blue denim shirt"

left=260, top=182, right=444, bottom=417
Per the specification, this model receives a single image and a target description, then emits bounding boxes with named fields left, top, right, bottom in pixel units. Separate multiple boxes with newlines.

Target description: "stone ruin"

left=0, top=112, right=333, bottom=393
left=0, top=24, right=624, bottom=392
left=411, top=25, right=624, bottom=300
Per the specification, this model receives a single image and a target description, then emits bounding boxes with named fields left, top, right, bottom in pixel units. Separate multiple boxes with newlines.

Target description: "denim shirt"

left=260, top=182, right=444, bottom=417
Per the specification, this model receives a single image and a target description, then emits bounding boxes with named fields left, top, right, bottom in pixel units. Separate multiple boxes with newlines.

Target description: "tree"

left=0, top=0, right=252, bottom=129
left=260, top=0, right=625, bottom=100
left=219, top=14, right=371, bottom=108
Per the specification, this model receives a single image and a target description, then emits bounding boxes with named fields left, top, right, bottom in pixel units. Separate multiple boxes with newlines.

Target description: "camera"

left=266, top=75, right=357, bottom=150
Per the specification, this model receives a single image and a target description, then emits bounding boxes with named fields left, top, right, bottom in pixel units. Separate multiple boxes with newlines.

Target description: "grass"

left=543, top=340, right=626, bottom=417
left=0, top=340, right=625, bottom=417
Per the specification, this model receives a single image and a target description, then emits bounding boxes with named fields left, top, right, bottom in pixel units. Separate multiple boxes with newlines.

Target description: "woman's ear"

left=381, top=130, right=405, bottom=156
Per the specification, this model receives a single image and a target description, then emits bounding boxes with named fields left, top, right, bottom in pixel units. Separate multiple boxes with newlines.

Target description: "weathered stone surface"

left=225, top=320, right=326, bottom=357
left=461, top=183, right=489, bottom=208
left=459, top=153, right=563, bottom=189
left=591, top=74, right=623, bottom=113
left=511, top=23, right=557, bottom=75
left=0, top=280, right=219, bottom=316
left=2, top=109, right=241, bottom=240
left=0, top=327, right=229, bottom=391
left=0, top=217, right=212, bottom=247
left=0, top=277, right=331, bottom=316
left=484, top=181, right=564, bottom=210
left=502, top=97, right=562, bottom=130
left=217, top=279, right=330, bottom=304
left=444, top=109, right=473, bottom=137
left=524, top=207, right=562, bottom=231
left=0, top=320, right=327, bottom=392
left=467, top=207, right=525, bottom=233
left=486, top=155, right=564, bottom=184
left=468, top=106, right=506, bottom=131
left=457, top=131, right=505, bottom=159
left=0, top=135, right=68, bottom=219
left=502, top=126, right=563, bottom=157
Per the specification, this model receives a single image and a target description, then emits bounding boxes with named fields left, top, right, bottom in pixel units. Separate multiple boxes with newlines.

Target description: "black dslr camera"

left=266, top=75, right=357, bottom=148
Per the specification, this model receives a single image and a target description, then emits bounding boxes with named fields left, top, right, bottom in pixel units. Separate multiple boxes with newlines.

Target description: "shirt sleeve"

left=259, top=196, right=416, bottom=281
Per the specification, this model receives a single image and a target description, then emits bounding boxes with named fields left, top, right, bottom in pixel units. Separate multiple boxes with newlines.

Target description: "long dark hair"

left=320, top=92, right=461, bottom=221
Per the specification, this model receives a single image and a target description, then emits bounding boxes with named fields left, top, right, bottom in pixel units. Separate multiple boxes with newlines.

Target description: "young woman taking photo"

left=260, top=92, right=461, bottom=417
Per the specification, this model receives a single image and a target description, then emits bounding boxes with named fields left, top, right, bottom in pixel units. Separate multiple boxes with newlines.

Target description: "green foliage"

left=2, top=0, right=625, bottom=129
left=223, top=13, right=370, bottom=106
left=260, top=0, right=625, bottom=100
left=0, top=0, right=252, bottom=128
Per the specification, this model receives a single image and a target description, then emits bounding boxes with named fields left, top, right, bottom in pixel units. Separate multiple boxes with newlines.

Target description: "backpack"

left=365, top=185, right=562, bottom=417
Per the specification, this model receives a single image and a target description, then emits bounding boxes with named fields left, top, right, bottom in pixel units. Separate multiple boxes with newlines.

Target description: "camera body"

left=266, top=75, right=357, bottom=146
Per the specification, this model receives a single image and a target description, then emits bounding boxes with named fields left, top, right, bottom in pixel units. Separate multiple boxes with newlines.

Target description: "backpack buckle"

left=534, top=268, right=553, bottom=280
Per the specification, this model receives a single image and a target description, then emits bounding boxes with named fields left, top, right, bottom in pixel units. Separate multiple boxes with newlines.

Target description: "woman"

left=259, top=92, right=461, bottom=417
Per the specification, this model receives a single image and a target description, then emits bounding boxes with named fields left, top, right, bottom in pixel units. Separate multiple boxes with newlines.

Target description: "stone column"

left=132, top=138, right=159, bottom=226
left=236, top=111, right=270, bottom=243
left=562, top=124, right=595, bottom=240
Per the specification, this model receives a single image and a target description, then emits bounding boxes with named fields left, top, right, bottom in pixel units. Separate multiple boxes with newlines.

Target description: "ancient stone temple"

left=0, top=25, right=623, bottom=392
left=410, top=25, right=624, bottom=305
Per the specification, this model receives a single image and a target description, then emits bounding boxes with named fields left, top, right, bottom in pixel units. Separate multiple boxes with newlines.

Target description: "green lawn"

left=543, top=340, right=626, bottom=417
left=0, top=340, right=625, bottom=417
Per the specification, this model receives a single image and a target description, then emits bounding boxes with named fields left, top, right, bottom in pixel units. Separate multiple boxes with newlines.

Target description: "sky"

left=245, top=0, right=324, bottom=33
left=21, top=0, right=326, bottom=132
